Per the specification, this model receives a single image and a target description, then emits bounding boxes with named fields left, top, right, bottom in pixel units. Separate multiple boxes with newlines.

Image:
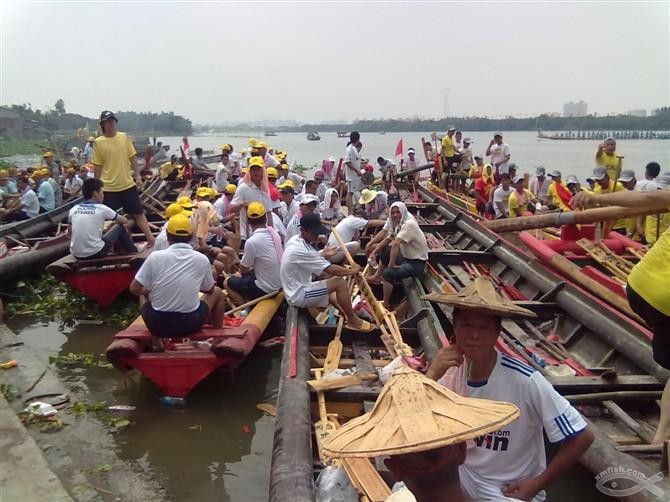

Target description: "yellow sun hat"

left=164, top=203, right=185, bottom=219
left=224, top=183, right=237, bottom=194
left=247, top=156, right=265, bottom=169
left=359, top=188, right=378, bottom=205
left=166, top=213, right=193, bottom=237
left=246, top=201, right=267, bottom=219
left=176, top=195, right=195, bottom=212
left=266, top=167, right=278, bottom=178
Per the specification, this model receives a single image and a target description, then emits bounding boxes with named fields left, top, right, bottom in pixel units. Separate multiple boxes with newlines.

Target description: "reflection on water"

left=6, top=316, right=282, bottom=502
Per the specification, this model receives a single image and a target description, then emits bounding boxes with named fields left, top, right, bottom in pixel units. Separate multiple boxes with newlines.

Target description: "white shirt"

left=284, top=214, right=301, bottom=242
left=68, top=201, right=118, bottom=258
left=326, top=216, right=367, bottom=248
left=231, top=181, right=272, bottom=239
left=493, top=186, right=514, bottom=218
left=264, top=153, right=279, bottom=168
left=153, top=222, right=169, bottom=251
left=271, top=215, right=287, bottom=242
left=489, top=143, right=511, bottom=174
left=530, top=177, right=551, bottom=203
left=20, top=188, right=40, bottom=218
left=636, top=179, right=659, bottom=192
left=280, top=235, right=331, bottom=305
left=439, top=351, right=587, bottom=502
left=64, top=175, right=83, bottom=195
left=215, top=162, right=228, bottom=191
left=135, top=243, right=214, bottom=313
left=344, top=144, right=361, bottom=181
left=241, top=227, right=283, bottom=293
left=282, top=199, right=300, bottom=227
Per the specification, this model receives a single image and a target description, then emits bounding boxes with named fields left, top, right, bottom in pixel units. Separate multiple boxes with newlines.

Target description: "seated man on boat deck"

left=68, top=178, right=137, bottom=260
left=367, top=202, right=428, bottom=309
left=425, top=277, right=594, bottom=501
left=225, top=202, right=282, bottom=304
left=0, top=176, right=40, bottom=222
left=34, top=169, right=55, bottom=213
left=323, top=210, right=385, bottom=264
left=285, top=194, right=320, bottom=241
left=130, top=213, right=226, bottom=342
left=280, top=213, right=373, bottom=332
left=63, top=167, right=84, bottom=197
left=508, top=175, right=539, bottom=217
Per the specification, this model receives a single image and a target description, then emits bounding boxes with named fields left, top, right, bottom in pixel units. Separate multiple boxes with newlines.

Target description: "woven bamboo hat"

left=322, top=366, right=519, bottom=458
left=422, top=276, right=536, bottom=318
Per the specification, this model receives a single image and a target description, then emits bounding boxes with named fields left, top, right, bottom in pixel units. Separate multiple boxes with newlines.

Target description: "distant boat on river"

left=336, top=131, right=349, bottom=138
left=307, top=132, right=321, bottom=141
left=538, top=130, right=670, bottom=141
left=264, top=131, right=278, bottom=137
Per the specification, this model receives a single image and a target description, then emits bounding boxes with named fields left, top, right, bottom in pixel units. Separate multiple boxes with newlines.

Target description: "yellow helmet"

left=247, top=202, right=267, bottom=219
left=166, top=213, right=193, bottom=236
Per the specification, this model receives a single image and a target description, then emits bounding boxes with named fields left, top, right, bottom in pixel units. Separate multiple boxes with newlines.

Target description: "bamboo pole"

left=224, top=290, right=281, bottom=316
left=485, top=205, right=666, bottom=233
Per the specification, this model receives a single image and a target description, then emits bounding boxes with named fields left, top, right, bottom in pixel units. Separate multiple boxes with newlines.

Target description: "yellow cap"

left=247, top=201, right=267, bottom=219
left=220, top=144, right=232, bottom=152
left=247, top=156, right=265, bottom=169
left=255, top=141, right=268, bottom=149
left=0, top=169, right=8, bottom=178
left=164, top=203, right=185, bottom=219
left=88, top=136, right=95, bottom=142
left=278, top=179, right=295, bottom=190
left=176, top=195, right=195, bottom=211
left=266, top=167, right=278, bottom=178
left=240, top=167, right=249, bottom=175
left=196, top=186, right=213, bottom=198
left=248, top=138, right=258, bottom=147
left=166, top=213, right=193, bottom=236
left=42, top=151, right=53, bottom=158
left=224, top=183, right=237, bottom=194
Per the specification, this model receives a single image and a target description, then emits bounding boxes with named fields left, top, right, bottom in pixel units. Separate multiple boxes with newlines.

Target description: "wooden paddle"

left=224, top=290, right=280, bottom=316
left=323, top=316, right=344, bottom=374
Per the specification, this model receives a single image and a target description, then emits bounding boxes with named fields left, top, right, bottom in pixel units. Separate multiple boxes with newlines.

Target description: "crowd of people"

left=1, top=112, right=668, bottom=501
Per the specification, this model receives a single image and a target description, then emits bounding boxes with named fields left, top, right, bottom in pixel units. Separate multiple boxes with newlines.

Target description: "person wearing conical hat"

left=424, top=277, right=594, bottom=501
left=323, top=365, right=521, bottom=502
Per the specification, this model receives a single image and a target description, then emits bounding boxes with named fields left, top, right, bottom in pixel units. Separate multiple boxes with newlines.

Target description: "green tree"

left=55, top=98, right=65, bottom=115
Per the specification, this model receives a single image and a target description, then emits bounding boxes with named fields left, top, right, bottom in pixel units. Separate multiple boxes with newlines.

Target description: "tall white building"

left=563, top=101, right=588, bottom=117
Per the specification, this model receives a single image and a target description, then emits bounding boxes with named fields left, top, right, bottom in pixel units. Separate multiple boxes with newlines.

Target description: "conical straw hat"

left=422, top=276, right=536, bottom=318
left=322, top=365, right=520, bottom=458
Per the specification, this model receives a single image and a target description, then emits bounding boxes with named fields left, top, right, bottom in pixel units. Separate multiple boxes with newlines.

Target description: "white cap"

left=300, top=194, right=319, bottom=205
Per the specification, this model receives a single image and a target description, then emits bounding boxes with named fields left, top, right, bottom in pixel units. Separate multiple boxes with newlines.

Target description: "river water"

left=158, top=131, right=670, bottom=181
left=6, top=309, right=608, bottom=501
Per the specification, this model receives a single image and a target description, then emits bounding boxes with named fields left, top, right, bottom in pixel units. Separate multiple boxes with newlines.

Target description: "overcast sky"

left=1, top=1, right=668, bottom=124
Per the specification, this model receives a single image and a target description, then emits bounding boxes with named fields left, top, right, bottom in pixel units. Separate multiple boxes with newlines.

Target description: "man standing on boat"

left=280, top=212, right=373, bottom=332
left=229, top=156, right=274, bottom=244
left=344, top=131, right=363, bottom=213
left=595, top=138, right=623, bottom=181
left=92, top=111, right=155, bottom=246
left=425, top=277, right=594, bottom=501
left=572, top=174, right=670, bottom=444
left=486, top=132, right=511, bottom=180
left=440, top=126, right=457, bottom=189
left=130, top=213, right=226, bottom=342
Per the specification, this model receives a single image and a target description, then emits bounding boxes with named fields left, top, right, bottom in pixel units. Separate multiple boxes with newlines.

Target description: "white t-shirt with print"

left=489, top=143, right=511, bottom=174
left=69, top=201, right=118, bottom=258
left=135, top=243, right=214, bottom=313
left=326, top=216, right=367, bottom=248
left=280, top=235, right=331, bottom=305
left=241, top=227, right=283, bottom=293
left=438, top=351, right=587, bottom=502
left=493, top=186, right=514, bottom=218
left=231, top=181, right=273, bottom=239
left=344, top=144, right=361, bottom=181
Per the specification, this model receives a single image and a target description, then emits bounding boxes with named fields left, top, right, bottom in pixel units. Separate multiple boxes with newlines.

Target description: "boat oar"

left=224, top=290, right=281, bottom=316
left=484, top=204, right=667, bottom=233
left=322, top=316, right=344, bottom=374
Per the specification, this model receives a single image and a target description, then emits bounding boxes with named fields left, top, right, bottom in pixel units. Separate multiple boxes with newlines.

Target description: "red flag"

left=394, top=139, right=403, bottom=158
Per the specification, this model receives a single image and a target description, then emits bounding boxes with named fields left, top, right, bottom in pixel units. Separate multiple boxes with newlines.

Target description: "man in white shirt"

left=486, top=132, right=511, bottom=177
left=279, top=181, right=300, bottom=227
left=636, top=161, right=661, bottom=192
left=225, top=202, right=283, bottom=304
left=0, top=176, right=40, bottom=221
left=230, top=156, right=274, bottom=242
left=277, top=164, right=305, bottom=192
left=426, top=277, right=594, bottom=502
left=63, top=168, right=84, bottom=197
left=68, top=178, right=137, bottom=259
left=492, top=174, right=514, bottom=219
left=255, top=141, right=279, bottom=168
left=130, top=213, right=226, bottom=341
left=280, top=213, right=373, bottom=332
left=324, top=210, right=385, bottom=264
left=344, top=131, right=362, bottom=213
left=285, top=194, right=319, bottom=242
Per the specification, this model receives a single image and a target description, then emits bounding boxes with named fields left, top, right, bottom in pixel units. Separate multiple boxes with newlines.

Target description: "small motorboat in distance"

left=307, top=132, right=321, bottom=141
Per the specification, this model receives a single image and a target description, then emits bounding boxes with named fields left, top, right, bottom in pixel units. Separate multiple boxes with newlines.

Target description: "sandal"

left=345, top=320, right=375, bottom=333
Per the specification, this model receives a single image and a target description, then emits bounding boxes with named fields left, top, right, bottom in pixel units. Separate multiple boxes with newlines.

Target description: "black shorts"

left=627, top=284, right=670, bottom=369
left=382, top=257, right=426, bottom=283
left=227, top=272, right=266, bottom=299
left=104, top=186, right=144, bottom=215
left=140, top=301, right=209, bottom=338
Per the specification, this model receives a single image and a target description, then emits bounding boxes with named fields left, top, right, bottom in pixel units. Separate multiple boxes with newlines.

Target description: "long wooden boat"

left=269, top=191, right=670, bottom=501
left=106, top=293, right=284, bottom=398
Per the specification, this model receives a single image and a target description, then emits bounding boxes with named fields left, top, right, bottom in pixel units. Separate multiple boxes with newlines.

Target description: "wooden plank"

left=307, top=372, right=378, bottom=392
